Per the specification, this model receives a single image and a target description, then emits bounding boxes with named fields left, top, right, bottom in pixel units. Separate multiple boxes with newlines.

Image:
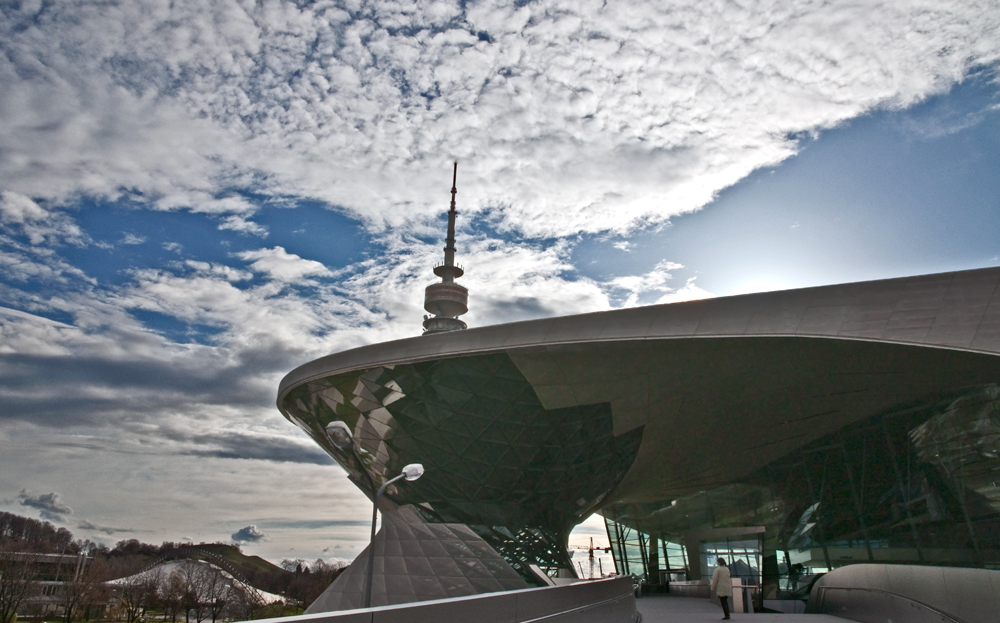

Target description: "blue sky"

left=575, top=68, right=1000, bottom=299
left=1, top=0, right=999, bottom=565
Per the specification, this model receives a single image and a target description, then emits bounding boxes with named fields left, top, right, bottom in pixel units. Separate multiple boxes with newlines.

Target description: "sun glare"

left=729, top=276, right=797, bottom=296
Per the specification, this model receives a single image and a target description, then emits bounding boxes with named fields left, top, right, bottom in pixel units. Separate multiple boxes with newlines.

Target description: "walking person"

left=710, top=557, right=733, bottom=620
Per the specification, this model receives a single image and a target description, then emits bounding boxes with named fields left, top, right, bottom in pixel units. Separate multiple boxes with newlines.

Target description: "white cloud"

left=457, top=237, right=611, bottom=324
left=120, top=233, right=146, bottom=245
left=238, top=247, right=333, bottom=283
left=655, top=276, right=713, bottom=304
left=0, top=191, right=47, bottom=224
left=218, top=214, right=269, bottom=237
left=0, top=191, right=85, bottom=246
left=1, top=1, right=997, bottom=236
left=604, top=260, right=686, bottom=307
left=183, top=260, right=253, bottom=283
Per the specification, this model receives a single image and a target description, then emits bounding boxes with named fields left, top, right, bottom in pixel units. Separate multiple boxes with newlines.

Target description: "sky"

left=1, top=0, right=999, bottom=567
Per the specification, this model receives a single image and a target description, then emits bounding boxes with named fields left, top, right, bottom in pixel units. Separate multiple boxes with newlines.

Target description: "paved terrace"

left=636, top=596, right=844, bottom=623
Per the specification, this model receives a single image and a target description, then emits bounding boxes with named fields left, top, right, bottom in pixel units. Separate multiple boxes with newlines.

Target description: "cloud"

left=0, top=192, right=86, bottom=247
left=120, top=233, right=146, bottom=245
left=164, top=429, right=334, bottom=465
left=0, top=191, right=47, bottom=224
left=1, top=1, right=997, bottom=238
left=603, top=260, right=686, bottom=307
left=269, top=520, right=371, bottom=530
left=655, top=277, right=713, bottom=304
left=238, top=247, right=333, bottom=284
left=232, top=525, right=266, bottom=543
left=219, top=215, right=268, bottom=238
left=78, top=520, right=136, bottom=535
left=19, top=489, right=72, bottom=521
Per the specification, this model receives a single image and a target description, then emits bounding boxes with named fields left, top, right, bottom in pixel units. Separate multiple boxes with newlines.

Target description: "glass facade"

left=603, top=513, right=689, bottom=582
left=280, top=352, right=642, bottom=583
left=603, top=383, right=1000, bottom=601
left=700, top=539, right=760, bottom=584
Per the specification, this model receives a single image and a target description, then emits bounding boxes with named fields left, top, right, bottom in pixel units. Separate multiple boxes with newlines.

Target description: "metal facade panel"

left=809, top=564, right=1000, bottom=623
left=278, top=267, right=1000, bottom=399
left=307, top=510, right=528, bottom=612
left=597, top=306, right=656, bottom=340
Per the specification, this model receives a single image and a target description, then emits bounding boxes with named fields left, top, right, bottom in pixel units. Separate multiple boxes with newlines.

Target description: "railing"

left=243, top=577, right=637, bottom=623
left=664, top=579, right=709, bottom=599
left=666, top=579, right=757, bottom=613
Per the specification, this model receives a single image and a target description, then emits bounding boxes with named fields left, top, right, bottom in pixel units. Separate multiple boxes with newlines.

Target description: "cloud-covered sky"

left=1, top=0, right=999, bottom=564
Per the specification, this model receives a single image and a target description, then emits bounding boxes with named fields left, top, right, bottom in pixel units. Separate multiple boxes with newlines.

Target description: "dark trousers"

left=720, top=595, right=730, bottom=618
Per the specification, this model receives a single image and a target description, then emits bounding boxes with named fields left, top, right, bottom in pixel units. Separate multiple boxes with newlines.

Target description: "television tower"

left=422, top=162, right=469, bottom=335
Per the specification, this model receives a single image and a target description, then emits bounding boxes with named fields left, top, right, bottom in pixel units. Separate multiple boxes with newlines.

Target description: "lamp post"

left=364, top=463, right=424, bottom=608
left=324, top=422, right=425, bottom=608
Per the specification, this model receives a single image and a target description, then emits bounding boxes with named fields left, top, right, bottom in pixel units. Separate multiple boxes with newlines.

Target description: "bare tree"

left=60, top=557, right=110, bottom=623
left=179, top=563, right=203, bottom=623
left=284, top=558, right=345, bottom=607
left=110, top=560, right=162, bottom=623
left=227, top=583, right=265, bottom=621
left=161, top=570, right=186, bottom=623
left=178, top=560, right=224, bottom=623
left=0, top=547, right=40, bottom=623
left=204, top=569, right=231, bottom=623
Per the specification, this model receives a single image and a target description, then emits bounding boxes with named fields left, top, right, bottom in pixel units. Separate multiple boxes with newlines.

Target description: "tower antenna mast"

left=422, top=162, right=469, bottom=334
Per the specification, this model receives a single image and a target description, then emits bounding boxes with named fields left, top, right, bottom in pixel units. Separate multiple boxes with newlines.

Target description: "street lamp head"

left=325, top=421, right=354, bottom=449
left=401, top=463, right=424, bottom=481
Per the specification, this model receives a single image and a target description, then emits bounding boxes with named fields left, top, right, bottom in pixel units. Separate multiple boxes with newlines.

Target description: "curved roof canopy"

left=278, top=266, right=1000, bottom=512
left=278, top=268, right=1000, bottom=567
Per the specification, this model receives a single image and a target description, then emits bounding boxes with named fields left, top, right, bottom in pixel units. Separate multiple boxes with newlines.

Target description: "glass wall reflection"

left=604, top=383, right=1000, bottom=601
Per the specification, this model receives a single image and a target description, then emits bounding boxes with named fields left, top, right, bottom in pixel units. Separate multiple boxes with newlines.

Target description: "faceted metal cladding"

left=307, top=507, right=529, bottom=611
left=280, top=352, right=643, bottom=582
left=279, top=266, right=1000, bottom=609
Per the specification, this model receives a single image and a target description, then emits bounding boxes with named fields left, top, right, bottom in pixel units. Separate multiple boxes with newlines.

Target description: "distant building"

left=1, top=552, right=106, bottom=619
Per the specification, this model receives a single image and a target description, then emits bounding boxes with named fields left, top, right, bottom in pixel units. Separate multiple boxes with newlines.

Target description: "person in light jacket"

left=710, top=557, right=732, bottom=619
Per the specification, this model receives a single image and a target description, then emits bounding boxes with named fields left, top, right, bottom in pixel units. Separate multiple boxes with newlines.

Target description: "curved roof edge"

left=279, top=266, right=1000, bottom=402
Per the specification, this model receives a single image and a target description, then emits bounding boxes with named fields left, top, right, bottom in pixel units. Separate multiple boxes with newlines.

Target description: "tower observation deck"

left=422, top=162, right=469, bottom=334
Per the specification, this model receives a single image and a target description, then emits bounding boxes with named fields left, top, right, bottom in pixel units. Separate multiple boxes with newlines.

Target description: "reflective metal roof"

left=280, top=266, right=1000, bottom=400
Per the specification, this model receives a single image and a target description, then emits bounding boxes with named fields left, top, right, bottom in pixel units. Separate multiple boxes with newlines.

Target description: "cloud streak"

left=78, top=520, right=136, bottom=535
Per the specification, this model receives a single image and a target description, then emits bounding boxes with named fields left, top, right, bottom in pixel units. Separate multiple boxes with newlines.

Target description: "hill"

left=0, top=512, right=343, bottom=603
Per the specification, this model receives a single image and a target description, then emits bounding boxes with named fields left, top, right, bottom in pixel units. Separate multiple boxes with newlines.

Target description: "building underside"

left=278, top=266, right=1000, bottom=608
